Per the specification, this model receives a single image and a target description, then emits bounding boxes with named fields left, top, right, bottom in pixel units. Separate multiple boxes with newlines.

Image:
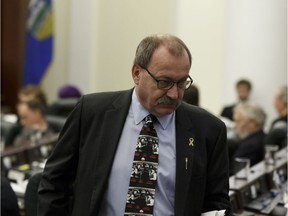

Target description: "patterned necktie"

left=125, top=114, right=159, bottom=216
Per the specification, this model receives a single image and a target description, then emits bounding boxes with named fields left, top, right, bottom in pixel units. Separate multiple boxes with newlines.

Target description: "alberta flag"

left=23, top=0, right=53, bottom=85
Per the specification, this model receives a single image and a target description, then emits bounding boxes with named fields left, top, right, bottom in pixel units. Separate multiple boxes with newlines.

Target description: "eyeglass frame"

left=139, top=66, right=193, bottom=90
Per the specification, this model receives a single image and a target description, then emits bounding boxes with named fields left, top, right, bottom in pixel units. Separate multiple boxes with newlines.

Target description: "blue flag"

left=23, top=0, right=53, bottom=85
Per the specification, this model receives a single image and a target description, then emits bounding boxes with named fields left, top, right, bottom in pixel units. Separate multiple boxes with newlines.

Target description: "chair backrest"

left=1, top=120, right=16, bottom=138
left=46, top=115, right=67, bottom=133
left=264, top=125, right=287, bottom=150
left=47, top=98, right=78, bottom=118
left=1, top=120, right=21, bottom=147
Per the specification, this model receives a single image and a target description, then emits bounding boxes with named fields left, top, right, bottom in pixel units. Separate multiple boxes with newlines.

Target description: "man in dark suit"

left=264, top=85, right=287, bottom=149
left=38, top=34, right=232, bottom=216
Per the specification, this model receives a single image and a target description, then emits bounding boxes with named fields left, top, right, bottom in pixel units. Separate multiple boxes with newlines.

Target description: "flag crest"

left=23, top=0, right=53, bottom=85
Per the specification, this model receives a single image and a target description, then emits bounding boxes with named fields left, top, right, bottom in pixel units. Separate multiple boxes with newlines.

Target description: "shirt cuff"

left=201, top=210, right=226, bottom=216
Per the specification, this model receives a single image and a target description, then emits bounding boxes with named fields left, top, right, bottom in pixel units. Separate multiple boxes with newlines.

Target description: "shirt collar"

left=131, top=89, right=174, bottom=129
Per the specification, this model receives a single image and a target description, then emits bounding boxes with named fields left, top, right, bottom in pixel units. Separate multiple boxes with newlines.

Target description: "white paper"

left=201, top=210, right=226, bottom=216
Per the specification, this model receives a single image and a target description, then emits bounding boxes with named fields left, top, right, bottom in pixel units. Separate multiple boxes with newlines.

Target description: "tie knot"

left=144, top=114, right=157, bottom=124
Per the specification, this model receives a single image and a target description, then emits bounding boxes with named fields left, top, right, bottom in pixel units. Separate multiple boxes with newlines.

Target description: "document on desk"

left=201, top=210, right=226, bottom=216
left=11, top=180, right=28, bottom=194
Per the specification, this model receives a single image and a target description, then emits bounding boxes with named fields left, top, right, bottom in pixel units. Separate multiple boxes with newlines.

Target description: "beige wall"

left=42, top=1, right=70, bottom=103
left=175, top=0, right=227, bottom=114
left=94, top=0, right=176, bottom=92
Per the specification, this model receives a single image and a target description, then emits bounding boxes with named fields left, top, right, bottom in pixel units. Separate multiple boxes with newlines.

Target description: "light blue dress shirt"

left=98, top=90, right=176, bottom=216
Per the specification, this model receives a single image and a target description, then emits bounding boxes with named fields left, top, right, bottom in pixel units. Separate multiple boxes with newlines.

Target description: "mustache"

left=156, top=96, right=180, bottom=106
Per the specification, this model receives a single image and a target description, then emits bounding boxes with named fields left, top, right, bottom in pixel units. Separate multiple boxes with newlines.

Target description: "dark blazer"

left=1, top=175, right=20, bottom=216
left=38, top=89, right=231, bottom=216
left=230, top=130, right=265, bottom=175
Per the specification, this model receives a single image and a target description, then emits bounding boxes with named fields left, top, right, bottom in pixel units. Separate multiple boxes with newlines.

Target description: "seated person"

left=12, top=100, right=58, bottom=146
left=220, top=79, right=252, bottom=121
left=265, top=85, right=287, bottom=149
left=18, top=85, right=48, bottom=107
left=270, top=85, right=287, bottom=130
left=3, top=85, right=48, bottom=145
left=230, top=103, right=266, bottom=175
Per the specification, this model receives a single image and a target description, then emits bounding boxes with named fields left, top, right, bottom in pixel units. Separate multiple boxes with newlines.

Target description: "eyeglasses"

left=141, top=67, right=193, bottom=90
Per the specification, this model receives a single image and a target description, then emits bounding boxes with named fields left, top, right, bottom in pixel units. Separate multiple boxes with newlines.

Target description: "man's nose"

left=166, top=83, right=179, bottom=99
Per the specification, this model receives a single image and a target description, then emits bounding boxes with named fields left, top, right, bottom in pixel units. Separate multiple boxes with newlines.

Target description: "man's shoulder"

left=76, top=89, right=133, bottom=114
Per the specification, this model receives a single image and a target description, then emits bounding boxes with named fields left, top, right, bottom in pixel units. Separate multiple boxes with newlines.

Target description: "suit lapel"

left=98, top=90, right=133, bottom=167
left=89, top=90, right=133, bottom=215
left=174, top=105, right=197, bottom=215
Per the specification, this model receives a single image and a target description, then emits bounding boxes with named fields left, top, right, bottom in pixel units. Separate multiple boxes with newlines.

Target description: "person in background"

left=220, top=79, right=252, bottom=121
left=38, top=34, right=231, bottom=216
left=4, top=86, right=48, bottom=146
left=270, top=85, right=287, bottom=130
left=264, top=85, right=287, bottom=149
left=18, top=85, right=48, bottom=107
left=12, top=100, right=57, bottom=146
left=230, top=103, right=266, bottom=175
left=182, top=84, right=200, bottom=106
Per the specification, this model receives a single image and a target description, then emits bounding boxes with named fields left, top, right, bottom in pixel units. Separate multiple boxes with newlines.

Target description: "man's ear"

left=132, top=65, right=141, bottom=84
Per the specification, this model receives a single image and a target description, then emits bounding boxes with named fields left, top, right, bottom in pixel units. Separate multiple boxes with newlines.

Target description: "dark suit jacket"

left=1, top=175, right=20, bottom=216
left=38, top=89, right=232, bottom=216
left=230, top=130, right=265, bottom=175
left=25, top=172, right=43, bottom=216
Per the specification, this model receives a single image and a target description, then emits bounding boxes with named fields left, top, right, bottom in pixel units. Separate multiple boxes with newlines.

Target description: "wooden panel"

left=1, top=0, right=29, bottom=114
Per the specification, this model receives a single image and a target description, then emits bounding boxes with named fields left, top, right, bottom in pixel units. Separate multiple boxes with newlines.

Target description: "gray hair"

left=133, top=34, right=192, bottom=69
left=234, top=103, right=266, bottom=128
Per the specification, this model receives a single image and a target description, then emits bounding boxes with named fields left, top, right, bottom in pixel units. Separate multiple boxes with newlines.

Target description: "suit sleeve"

left=37, top=99, right=83, bottom=216
left=203, top=121, right=232, bottom=215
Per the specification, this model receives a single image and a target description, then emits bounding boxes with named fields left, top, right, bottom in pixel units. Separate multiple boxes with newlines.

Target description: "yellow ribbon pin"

left=189, top=138, right=194, bottom=146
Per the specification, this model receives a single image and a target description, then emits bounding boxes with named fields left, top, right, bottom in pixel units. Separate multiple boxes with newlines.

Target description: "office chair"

left=264, top=125, right=287, bottom=150
left=47, top=98, right=78, bottom=118
left=45, top=115, right=67, bottom=133
left=1, top=121, right=21, bottom=147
